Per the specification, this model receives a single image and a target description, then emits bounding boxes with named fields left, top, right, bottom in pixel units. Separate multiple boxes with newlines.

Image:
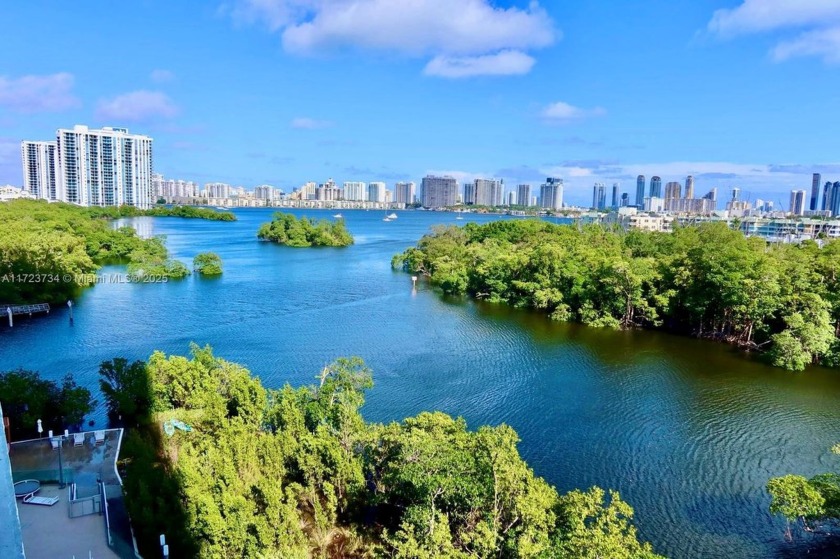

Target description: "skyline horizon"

left=2, top=1, right=840, bottom=206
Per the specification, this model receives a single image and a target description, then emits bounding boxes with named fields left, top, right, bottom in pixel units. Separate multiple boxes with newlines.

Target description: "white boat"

left=215, top=207, right=226, bottom=211
left=383, top=217, right=393, bottom=222
left=386, top=212, right=398, bottom=219
left=333, top=213, right=343, bottom=218
left=455, top=216, right=464, bottom=220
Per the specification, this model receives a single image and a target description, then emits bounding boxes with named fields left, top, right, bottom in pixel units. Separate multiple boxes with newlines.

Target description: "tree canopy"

left=393, top=220, right=840, bottom=371
left=257, top=213, right=354, bottom=247
left=117, top=345, right=662, bottom=559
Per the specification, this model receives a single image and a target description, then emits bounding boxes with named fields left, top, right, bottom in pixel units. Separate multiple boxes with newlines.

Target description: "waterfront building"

left=811, top=173, right=822, bottom=211
left=420, top=175, right=458, bottom=208
left=55, top=125, right=153, bottom=208
left=664, top=181, right=681, bottom=200
left=368, top=181, right=386, bottom=203
left=507, top=191, right=517, bottom=206
left=463, top=182, right=476, bottom=205
left=635, top=175, right=645, bottom=207
left=611, top=183, right=620, bottom=208
left=685, top=175, right=695, bottom=199
left=540, top=177, right=563, bottom=210
left=790, top=190, right=806, bottom=216
left=300, top=181, right=317, bottom=200
left=317, top=178, right=341, bottom=201
left=20, top=140, right=57, bottom=200
left=206, top=182, right=232, bottom=198
left=394, top=181, right=416, bottom=204
left=592, top=182, right=606, bottom=210
left=831, top=182, right=840, bottom=217
left=343, top=181, right=367, bottom=201
left=0, top=185, right=36, bottom=202
left=649, top=176, right=662, bottom=198
left=473, top=178, right=503, bottom=206
left=702, top=188, right=718, bottom=211
left=254, top=185, right=277, bottom=201
left=518, top=184, right=532, bottom=207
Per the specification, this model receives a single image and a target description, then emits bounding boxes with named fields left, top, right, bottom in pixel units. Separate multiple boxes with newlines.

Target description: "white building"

left=20, top=141, right=57, bottom=200
left=343, top=181, right=367, bottom=201
left=54, top=125, right=153, bottom=208
left=0, top=185, right=36, bottom=202
left=254, top=185, right=277, bottom=201
left=540, top=177, right=563, bottom=210
left=206, top=182, right=232, bottom=198
left=394, top=181, right=416, bottom=205
left=368, top=181, right=386, bottom=203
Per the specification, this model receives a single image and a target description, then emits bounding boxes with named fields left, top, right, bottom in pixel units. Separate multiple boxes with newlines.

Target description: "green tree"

left=98, top=358, right=152, bottom=426
left=193, top=252, right=223, bottom=275
left=767, top=474, right=825, bottom=540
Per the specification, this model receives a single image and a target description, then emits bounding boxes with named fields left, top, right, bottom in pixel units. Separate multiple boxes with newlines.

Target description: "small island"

left=193, top=252, right=223, bottom=276
left=87, top=204, right=237, bottom=221
left=257, top=212, right=353, bottom=247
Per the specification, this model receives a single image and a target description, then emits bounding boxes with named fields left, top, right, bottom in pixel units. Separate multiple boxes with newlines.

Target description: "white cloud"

left=290, top=117, right=332, bottom=129
left=96, top=90, right=179, bottom=122
left=772, top=27, right=840, bottom=63
left=541, top=101, right=606, bottom=122
left=707, top=1, right=840, bottom=63
left=0, top=72, right=80, bottom=113
left=424, top=50, right=535, bottom=78
left=230, top=0, right=556, bottom=77
left=150, top=69, right=176, bottom=83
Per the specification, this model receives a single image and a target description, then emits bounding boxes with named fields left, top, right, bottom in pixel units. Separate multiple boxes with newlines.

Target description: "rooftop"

left=8, top=429, right=136, bottom=559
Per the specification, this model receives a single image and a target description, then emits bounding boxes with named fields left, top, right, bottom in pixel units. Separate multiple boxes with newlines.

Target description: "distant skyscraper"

left=649, top=176, right=662, bottom=198
left=368, top=181, right=386, bottom=203
left=421, top=175, right=458, bottom=208
left=20, top=140, right=57, bottom=200
left=789, top=189, right=806, bottom=216
left=517, top=184, right=532, bottom=207
left=463, top=182, right=476, bottom=205
left=343, top=181, right=367, bottom=201
left=55, top=125, right=153, bottom=208
left=664, top=182, right=681, bottom=200
left=611, top=183, right=619, bottom=208
left=811, top=173, right=822, bottom=211
left=394, top=181, right=416, bottom=205
left=592, top=182, right=606, bottom=210
left=620, top=192, right=630, bottom=207
left=685, top=175, right=695, bottom=199
left=635, top=175, right=645, bottom=207
left=507, top=191, right=516, bottom=206
left=702, top=188, right=718, bottom=211
left=540, top=177, right=563, bottom=210
left=731, top=187, right=740, bottom=202
left=473, top=179, right=503, bottom=206
left=832, top=182, right=840, bottom=217
left=823, top=181, right=833, bottom=212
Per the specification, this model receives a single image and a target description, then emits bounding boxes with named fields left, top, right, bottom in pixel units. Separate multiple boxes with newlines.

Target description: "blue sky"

left=1, top=0, right=840, bottom=206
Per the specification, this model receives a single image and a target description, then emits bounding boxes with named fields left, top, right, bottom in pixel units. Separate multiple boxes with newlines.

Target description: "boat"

left=383, top=217, right=393, bottom=222
left=216, top=207, right=226, bottom=211
left=333, top=213, right=343, bottom=218
left=455, top=216, right=464, bottom=220
left=386, top=212, right=398, bottom=219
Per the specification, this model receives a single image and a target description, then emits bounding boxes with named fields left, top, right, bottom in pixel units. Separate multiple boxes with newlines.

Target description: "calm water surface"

left=2, top=208, right=840, bottom=558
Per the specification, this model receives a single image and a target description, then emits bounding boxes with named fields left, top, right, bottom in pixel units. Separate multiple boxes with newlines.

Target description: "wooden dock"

left=4, top=303, right=50, bottom=316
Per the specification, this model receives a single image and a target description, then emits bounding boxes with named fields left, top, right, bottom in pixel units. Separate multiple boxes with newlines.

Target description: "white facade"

left=368, top=181, right=386, bottom=203
left=343, top=181, right=367, bottom=201
left=394, top=181, right=416, bottom=204
left=206, top=182, right=232, bottom=198
left=540, top=178, right=563, bottom=210
left=21, top=141, right=57, bottom=200
left=55, top=125, right=153, bottom=208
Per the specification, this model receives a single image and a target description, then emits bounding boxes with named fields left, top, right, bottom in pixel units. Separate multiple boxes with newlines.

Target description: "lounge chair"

left=73, top=432, right=85, bottom=446
left=94, top=430, right=105, bottom=444
left=22, top=494, right=59, bottom=506
left=50, top=437, right=60, bottom=449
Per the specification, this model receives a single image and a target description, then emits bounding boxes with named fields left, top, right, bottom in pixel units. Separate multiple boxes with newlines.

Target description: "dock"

left=3, top=303, right=50, bottom=327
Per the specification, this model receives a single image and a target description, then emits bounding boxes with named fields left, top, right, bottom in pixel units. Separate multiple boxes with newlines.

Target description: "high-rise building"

left=20, top=140, right=57, bottom=200
left=789, top=189, right=806, bottom=216
left=731, top=188, right=740, bottom=202
left=831, top=182, right=840, bottom=217
left=611, top=183, right=620, bottom=208
left=540, top=177, right=563, bottom=210
left=592, top=182, right=606, bottom=210
left=620, top=192, right=630, bottom=207
left=635, top=175, right=645, bottom=207
left=206, top=182, right=232, bottom=198
left=702, top=188, right=718, bottom=211
left=685, top=175, right=695, bottom=199
left=368, top=181, right=386, bottom=203
left=420, top=175, right=458, bottom=208
left=649, top=176, right=662, bottom=198
left=517, top=184, right=532, bottom=207
left=664, top=182, right=681, bottom=200
left=54, top=125, right=153, bottom=208
left=473, top=179, right=503, bottom=206
left=507, top=191, right=516, bottom=206
left=317, top=178, right=341, bottom=201
left=823, top=181, right=833, bottom=212
left=811, top=173, right=822, bottom=211
left=463, top=182, right=476, bottom=205
left=343, top=181, right=367, bottom=201
left=394, top=181, right=416, bottom=205
left=254, top=185, right=276, bottom=201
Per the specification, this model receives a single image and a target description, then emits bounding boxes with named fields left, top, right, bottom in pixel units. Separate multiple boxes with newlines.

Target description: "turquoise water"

left=2, top=208, right=840, bottom=558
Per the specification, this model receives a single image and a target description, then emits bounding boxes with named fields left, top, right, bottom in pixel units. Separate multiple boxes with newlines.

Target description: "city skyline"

left=1, top=2, right=839, bottom=205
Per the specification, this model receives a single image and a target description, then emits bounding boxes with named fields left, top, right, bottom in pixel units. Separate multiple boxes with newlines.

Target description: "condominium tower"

left=540, top=177, right=563, bottom=210
left=394, top=181, right=416, bottom=205
left=811, top=173, right=822, bottom=211
left=420, top=175, right=458, bottom=208
left=649, top=176, right=662, bottom=198
left=635, top=175, right=645, bottom=207
left=20, top=141, right=57, bottom=200
left=55, top=125, right=153, bottom=208
left=517, top=184, right=532, bottom=207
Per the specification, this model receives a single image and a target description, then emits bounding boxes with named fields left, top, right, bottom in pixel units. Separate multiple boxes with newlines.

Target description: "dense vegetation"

left=87, top=204, right=236, bottom=221
left=0, top=200, right=209, bottom=303
left=257, top=212, right=354, bottom=247
left=193, top=252, right=223, bottom=275
left=393, top=220, right=840, bottom=371
left=0, top=369, right=94, bottom=439
left=112, top=345, right=661, bottom=558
